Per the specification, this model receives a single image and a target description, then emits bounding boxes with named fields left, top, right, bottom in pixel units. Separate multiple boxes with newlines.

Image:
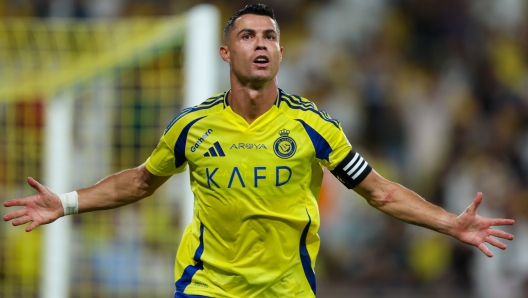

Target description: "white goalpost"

left=42, top=92, right=75, bottom=298
left=181, top=4, right=220, bottom=227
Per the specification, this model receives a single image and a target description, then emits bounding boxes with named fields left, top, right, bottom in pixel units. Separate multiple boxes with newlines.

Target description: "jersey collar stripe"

left=281, top=95, right=314, bottom=108
left=165, top=107, right=193, bottom=134
left=172, top=99, right=223, bottom=126
left=280, top=95, right=315, bottom=109
left=203, top=94, right=225, bottom=103
left=194, top=97, right=225, bottom=110
left=224, top=90, right=231, bottom=107
left=274, top=89, right=281, bottom=106
left=279, top=94, right=341, bottom=129
left=279, top=89, right=315, bottom=108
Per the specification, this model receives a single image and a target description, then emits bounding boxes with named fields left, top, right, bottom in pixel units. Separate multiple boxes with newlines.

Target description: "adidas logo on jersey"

left=204, top=141, right=226, bottom=157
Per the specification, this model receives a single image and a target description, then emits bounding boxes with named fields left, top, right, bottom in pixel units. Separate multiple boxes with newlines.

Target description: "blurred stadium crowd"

left=2, top=0, right=528, bottom=297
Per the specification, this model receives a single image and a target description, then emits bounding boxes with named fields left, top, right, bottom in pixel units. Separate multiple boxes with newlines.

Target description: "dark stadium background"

left=1, top=0, right=527, bottom=297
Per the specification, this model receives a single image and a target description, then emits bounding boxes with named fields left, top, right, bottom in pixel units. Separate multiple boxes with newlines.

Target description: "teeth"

left=255, top=57, right=267, bottom=62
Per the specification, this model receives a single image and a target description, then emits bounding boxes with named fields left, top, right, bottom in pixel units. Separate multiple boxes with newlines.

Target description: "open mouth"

left=253, top=56, right=269, bottom=66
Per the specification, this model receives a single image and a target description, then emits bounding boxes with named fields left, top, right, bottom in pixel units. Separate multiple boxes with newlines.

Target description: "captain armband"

left=330, top=150, right=372, bottom=189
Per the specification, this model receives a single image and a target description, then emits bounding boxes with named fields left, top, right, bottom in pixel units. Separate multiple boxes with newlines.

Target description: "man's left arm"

left=353, top=170, right=515, bottom=257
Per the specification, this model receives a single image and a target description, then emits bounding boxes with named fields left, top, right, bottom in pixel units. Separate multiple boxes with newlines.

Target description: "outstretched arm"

left=3, top=164, right=171, bottom=232
left=353, top=170, right=515, bottom=257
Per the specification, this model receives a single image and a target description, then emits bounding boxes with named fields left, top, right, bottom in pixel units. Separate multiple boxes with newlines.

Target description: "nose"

left=255, top=35, right=267, bottom=51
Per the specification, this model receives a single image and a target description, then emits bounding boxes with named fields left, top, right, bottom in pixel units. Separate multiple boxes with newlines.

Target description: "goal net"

left=0, top=5, right=219, bottom=298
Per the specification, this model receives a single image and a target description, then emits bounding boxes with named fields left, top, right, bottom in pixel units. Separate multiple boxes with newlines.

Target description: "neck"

left=228, top=77, right=278, bottom=124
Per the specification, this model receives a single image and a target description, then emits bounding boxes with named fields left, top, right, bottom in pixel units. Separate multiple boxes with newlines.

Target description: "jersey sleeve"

left=295, top=114, right=351, bottom=170
left=145, top=134, right=186, bottom=176
left=145, top=92, right=225, bottom=176
left=315, top=121, right=352, bottom=170
left=145, top=111, right=196, bottom=176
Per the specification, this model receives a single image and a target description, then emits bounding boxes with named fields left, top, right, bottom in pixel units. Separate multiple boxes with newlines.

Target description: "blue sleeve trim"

left=295, top=119, right=332, bottom=162
left=174, top=116, right=206, bottom=168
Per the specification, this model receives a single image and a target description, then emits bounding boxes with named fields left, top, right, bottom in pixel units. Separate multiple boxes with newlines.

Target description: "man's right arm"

left=77, top=163, right=171, bottom=213
left=3, top=164, right=171, bottom=232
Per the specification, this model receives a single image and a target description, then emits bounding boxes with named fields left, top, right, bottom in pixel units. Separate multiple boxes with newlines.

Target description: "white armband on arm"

left=58, top=191, right=79, bottom=215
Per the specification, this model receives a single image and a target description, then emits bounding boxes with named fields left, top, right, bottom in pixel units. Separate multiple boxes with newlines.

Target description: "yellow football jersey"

left=146, top=89, right=371, bottom=298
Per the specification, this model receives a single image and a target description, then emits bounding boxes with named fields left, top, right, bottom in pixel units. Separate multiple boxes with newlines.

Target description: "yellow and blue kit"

left=146, top=89, right=372, bottom=298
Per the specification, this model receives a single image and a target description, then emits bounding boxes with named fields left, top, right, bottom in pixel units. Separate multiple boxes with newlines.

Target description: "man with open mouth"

left=4, top=4, right=516, bottom=298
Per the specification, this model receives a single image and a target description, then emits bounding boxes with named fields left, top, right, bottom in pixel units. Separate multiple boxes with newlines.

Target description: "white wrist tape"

left=58, top=191, right=79, bottom=215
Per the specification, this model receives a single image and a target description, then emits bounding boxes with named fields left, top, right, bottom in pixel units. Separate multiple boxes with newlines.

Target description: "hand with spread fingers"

left=3, top=177, right=63, bottom=232
left=451, top=192, right=515, bottom=257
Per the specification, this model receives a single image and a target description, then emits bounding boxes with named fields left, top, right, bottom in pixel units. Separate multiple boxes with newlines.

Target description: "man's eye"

left=242, top=34, right=251, bottom=40
left=267, top=35, right=276, bottom=40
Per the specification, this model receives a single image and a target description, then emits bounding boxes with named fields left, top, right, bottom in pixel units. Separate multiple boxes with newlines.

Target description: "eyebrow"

left=236, top=28, right=278, bottom=36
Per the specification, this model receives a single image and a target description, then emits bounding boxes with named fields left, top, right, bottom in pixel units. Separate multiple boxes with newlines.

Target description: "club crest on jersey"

left=273, top=129, right=296, bottom=159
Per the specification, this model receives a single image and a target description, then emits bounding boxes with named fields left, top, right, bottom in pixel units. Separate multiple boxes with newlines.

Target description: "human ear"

left=220, top=45, right=230, bottom=63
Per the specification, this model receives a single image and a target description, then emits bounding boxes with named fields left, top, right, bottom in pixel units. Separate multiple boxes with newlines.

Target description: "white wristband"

left=58, top=191, right=79, bottom=216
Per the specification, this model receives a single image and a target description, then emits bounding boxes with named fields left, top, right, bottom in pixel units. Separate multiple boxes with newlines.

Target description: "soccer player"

left=3, top=4, right=515, bottom=298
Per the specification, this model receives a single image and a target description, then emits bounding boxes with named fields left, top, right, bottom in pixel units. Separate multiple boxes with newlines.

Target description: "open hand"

left=3, top=177, right=63, bottom=232
left=452, top=192, right=515, bottom=257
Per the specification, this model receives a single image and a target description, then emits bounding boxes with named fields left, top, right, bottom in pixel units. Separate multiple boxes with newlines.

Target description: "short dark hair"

left=223, top=4, right=279, bottom=43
